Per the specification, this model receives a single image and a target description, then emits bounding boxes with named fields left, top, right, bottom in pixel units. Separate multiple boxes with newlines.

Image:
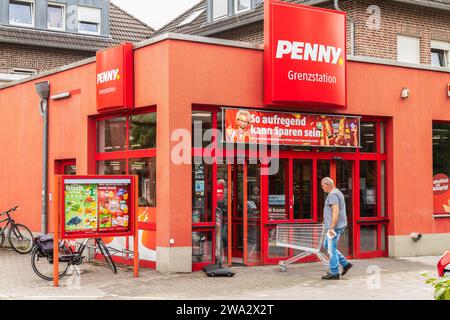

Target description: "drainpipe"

left=35, top=81, right=50, bottom=234
left=334, top=0, right=355, bottom=56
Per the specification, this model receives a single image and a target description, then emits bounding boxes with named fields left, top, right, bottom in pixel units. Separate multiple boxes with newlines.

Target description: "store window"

left=360, top=122, right=376, bottom=153
left=48, top=3, right=64, bottom=30
left=192, top=162, right=213, bottom=223
left=130, top=113, right=156, bottom=150
left=360, top=161, right=377, bottom=217
left=96, top=112, right=156, bottom=208
left=9, top=0, right=34, bottom=27
left=97, top=117, right=126, bottom=153
left=192, top=111, right=212, bottom=148
left=293, top=159, right=312, bottom=220
left=268, top=159, right=288, bottom=221
left=432, top=123, right=450, bottom=215
left=130, top=158, right=156, bottom=207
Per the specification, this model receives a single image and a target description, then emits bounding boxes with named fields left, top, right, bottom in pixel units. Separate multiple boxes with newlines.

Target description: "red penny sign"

left=264, top=0, right=347, bottom=108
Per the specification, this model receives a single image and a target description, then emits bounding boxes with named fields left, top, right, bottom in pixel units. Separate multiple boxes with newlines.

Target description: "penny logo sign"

left=264, top=1, right=347, bottom=108
left=96, top=43, right=134, bottom=112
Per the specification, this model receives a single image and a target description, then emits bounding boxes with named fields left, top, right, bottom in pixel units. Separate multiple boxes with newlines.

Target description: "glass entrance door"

left=264, top=157, right=354, bottom=264
left=222, top=162, right=262, bottom=266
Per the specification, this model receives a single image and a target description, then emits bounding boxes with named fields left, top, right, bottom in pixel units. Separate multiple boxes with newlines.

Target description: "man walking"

left=321, top=177, right=353, bottom=280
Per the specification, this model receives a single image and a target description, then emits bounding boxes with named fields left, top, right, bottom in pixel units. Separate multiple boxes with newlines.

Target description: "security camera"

left=410, top=233, right=422, bottom=241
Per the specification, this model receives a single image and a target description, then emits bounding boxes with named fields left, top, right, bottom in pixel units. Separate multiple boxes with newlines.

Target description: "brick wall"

left=210, top=0, right=450, bottom=64
left=0, top=44, right=93, bottom=74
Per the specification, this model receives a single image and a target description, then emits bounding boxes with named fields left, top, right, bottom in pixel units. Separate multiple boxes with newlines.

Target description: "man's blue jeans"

left=323, top=227, right=349, bottom=275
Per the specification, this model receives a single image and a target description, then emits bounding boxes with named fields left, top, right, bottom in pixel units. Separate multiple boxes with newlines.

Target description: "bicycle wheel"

left=97, top=239, right=117, bottom=274
left=8, top=224, right=33, bottom=254
left=31, top=245, right=70, bottom=281
left=0, top=227, right=5, bottom=248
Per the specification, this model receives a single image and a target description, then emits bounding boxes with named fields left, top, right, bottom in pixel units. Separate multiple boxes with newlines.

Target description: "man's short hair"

left=321, top=177, right=334, bottom=186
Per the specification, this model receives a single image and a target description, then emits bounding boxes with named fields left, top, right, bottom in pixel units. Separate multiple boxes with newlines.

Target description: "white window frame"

left=234, top=0, right=251, bottom=14
left=431, top=40, right=450, bottom=68
left=77, top=6, right=101, bottom=35
left=9, top=0, right=35, bottom=28
left=47, top=2, right=65, bottom=31
left=212, top=0, right=228, bottom=21
left=397, top=34, right=420, bottom=64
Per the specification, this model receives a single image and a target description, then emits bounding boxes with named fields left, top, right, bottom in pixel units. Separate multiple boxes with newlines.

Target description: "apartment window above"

left=9, top=0, right=34, bottom=27
left=78, top=6, right=101, bottom=35
left=397, top=35, right=420, bottom=64
left=431, top=41, right=450, bottom=68
left=234, top=0, right=251, bottom=14
left=212, top=0, right=228, bottom=21
left=48, top=3, right=65, bottom=30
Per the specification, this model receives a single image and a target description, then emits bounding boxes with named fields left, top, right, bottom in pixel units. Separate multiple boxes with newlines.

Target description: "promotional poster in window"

left=433, top=174, right=450, bottom=215
left=223, top=108, right=360, bottom=147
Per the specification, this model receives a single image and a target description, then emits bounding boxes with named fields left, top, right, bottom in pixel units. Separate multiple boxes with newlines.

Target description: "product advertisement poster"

left=223, top=108, right=360, bottom=147
left=433, top=174, right=450, bottom=215
left=62, top=176, right=135, bottom=239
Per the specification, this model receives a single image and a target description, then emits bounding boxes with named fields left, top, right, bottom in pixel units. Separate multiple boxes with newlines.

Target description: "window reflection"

left=97, top=160, right=126, bottom=175
left=361, top=122, right=376, bottom=153
left=268, top=159, right=288, bottom=220
left=129, top=158, right=156, bottom=207
left=97, top=117, right=127, bottom=153
left=130, top=113, right=156, bottom=150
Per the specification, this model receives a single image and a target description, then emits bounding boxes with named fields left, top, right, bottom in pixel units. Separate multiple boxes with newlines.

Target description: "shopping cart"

left=276, top=223, right=329, bottom=272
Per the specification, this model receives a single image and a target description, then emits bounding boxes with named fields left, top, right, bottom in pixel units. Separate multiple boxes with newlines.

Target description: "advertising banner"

left=96, top=43, right=134, bottom=112
left=62, top=176, right=135, bottom=239
left=264, top=1, right=347, bottom=108
left=433, top=174, right=450, bottom=215
left=223, top=108, right=360, bottom=147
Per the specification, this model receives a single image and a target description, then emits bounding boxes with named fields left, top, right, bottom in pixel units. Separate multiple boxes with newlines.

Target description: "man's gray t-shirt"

left=323, top=188, right=347, bottom=229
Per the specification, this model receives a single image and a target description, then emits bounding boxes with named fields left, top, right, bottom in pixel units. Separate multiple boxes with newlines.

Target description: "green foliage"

left=422, top=273, right=450, bottom=300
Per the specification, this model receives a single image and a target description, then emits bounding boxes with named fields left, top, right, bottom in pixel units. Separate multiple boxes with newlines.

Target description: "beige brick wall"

left=0, top=44, right=93, bottom=74
left=210, top=0, right=450, bottom=64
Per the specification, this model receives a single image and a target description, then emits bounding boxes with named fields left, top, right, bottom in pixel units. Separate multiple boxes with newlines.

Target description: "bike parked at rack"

left=0, top=206, right=34, bottom=254
left=31, top=235, right=117, bottom=281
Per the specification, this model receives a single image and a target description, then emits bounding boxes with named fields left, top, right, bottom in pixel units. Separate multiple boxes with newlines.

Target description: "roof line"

left=109, top=2, right=155, bottom=32
left=197, top=0, right=330, bottom=37
left=134, top=32, right=264, bottom=50
left=0, top=38, right=99, bottom=52
left=391, top=0, right=450, bottom=11
left=2, top=33, right=449, bottom=90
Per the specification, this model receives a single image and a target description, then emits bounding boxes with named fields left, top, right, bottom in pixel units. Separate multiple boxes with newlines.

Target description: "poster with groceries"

left=64, top=184, right=98, bottom=233
left=63, top=177, right=133, bottom=238
left=98, top=184, right=130, bottom=231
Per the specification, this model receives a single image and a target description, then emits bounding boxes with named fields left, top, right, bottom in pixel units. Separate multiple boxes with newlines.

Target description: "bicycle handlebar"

left=1, top=206, right=19, bottom=216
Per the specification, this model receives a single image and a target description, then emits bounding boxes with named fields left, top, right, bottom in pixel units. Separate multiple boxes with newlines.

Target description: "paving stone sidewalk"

left=0, top=248, right=438, bottom=300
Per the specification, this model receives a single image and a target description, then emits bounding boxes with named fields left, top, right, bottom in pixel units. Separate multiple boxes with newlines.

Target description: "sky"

left=111, top=0, right=201, bottom=30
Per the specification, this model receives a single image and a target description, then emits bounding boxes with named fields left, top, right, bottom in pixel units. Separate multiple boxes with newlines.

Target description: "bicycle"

left=0, top=206, right=34, bottom=254
left=31, top=235, right=117, bottom=281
